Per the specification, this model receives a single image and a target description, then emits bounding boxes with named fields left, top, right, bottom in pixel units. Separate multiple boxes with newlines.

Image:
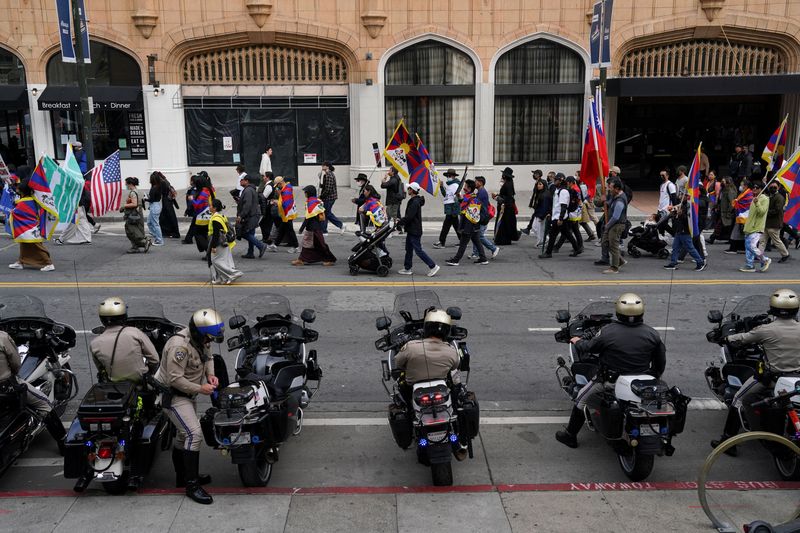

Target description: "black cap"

left=355, top=173, right=368, bottom=182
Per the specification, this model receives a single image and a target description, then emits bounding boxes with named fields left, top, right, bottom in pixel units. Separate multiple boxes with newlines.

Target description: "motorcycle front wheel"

left=238, top=451, right=273, bottom=487
left=618, top=448, right=655, bottom=481
left=773, top=452, right=800, bottom=481
left=431, top=462, right=453, bottom=486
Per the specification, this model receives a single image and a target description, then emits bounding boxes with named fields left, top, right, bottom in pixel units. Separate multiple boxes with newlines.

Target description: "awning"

left=37, top=86, right=143, bottom=111
left=0, top=85, right=28, bottom=110
left=606, top=74, right=800, bottom=97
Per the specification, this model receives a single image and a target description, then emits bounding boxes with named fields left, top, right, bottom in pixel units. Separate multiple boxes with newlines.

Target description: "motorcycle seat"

left=630, top=378, right=669, bottom=397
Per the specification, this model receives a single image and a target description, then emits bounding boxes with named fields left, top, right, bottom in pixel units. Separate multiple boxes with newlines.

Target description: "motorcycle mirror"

left=300, top=309, right=316, bottom=324
left=51, top=324, right=65, bottom=335
left=91, top=325, right=106, bottom=335
left=707, top=310, right=723, bottom=324
left=381, top=360, right=391, bottom=381
left=227, top=336, right=243, bottom=351
left=446, top=307, right=462, bottom=320
left=229, top=315, right=247, bottom=329
left=376, top=316, right=391, bottom=330
left=556, top=310, right=571, bottom=324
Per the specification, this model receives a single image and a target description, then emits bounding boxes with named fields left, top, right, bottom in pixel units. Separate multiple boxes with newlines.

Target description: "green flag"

left=44, top=155, right=83, bottom=224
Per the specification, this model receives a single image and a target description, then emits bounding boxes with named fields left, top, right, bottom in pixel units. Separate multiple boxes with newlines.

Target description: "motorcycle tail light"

left=416, top=391, right=448, bottom=407
left=97, top=444, right=114, bottom=460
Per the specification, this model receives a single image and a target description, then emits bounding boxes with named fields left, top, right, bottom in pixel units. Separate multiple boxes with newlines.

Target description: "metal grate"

left=620, top=40, right=785, bottom=78
left=182, top=44, right=348, bottom=85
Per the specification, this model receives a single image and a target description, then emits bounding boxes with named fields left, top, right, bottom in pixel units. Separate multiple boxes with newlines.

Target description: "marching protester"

left=207, top=199, right=242, bottom=285
left=121, top=177, right=151, bottom=254
left=739, top=181, right=771, bottom=273
left=526, top=178, right=552, bottom=247
left=710, top=176, right=737, bottom=244
left=578, top=174, right=598, bottom=242
left=358, top=184, right=388, bottom=231
left=397, top=182, right=439, bottom=277
left=55, top=186, right=92, bottom=245
left=381, top=166, right=404, bottom=233
left=292, top=185, right=336, bottom=267
left=522, top=169, right=544, bottom=236
left=540, top=174, right=580, bottom=259
left=156, top=172, right=181, bottom=239
left=725, top=181, right=753, bottom=254
left=433, top=168, right=461, bottom=249
left=599, top=179, right=628, bottom=274
left=675, top=166, right=689, bottom=202
left=658, top=169, right=678, bottom=219
left=72, top=141, right=88, bottom=174
left=146, top=172, right=164, bottom=246
left=8, top=169, right=56, bottom=271
left=662, top=199, right=707, bottom=271
left=259, top=146, right=272, bottom=177
left=493, top=167, right=520, bottom=246
left=760, top=181, right=790, bottom=263
left=258, top=171, right=277, bottom=251
left=319, top=161, right=345, bottom=234
left=351, top=173, right=370, bottom=231
left=191, top=172, right=215, bottom=255
left=445, top=179, right=488, bottom=266
left=473, top=176, right=499, bottom=259
left=236, top=174, right=267, bottom=259
left=182, top=174, right=198, bottom=245
left=272, top=176, right=299, bottom=253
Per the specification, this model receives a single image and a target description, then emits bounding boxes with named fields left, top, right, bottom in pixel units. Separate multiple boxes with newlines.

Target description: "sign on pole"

left=75, top=0, right=91, bottom=64
left=55, top=0, right=75, bottom=63
left=601, top=0, right=614, bottom=67
left=589, top=2, right=602, bottom=67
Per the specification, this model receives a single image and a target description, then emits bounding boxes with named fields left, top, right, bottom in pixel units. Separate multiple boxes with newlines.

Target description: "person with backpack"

left=445, top=179, right=488, bottom=266
left=381, top=167, right=405, bottom=234
left=472, top=176, right=499, bottom=259
left=236, top=174, right=267, bottom=259
left=207, top=199, right=243, bottom=284
left=540, top=174, right=580, bottom=258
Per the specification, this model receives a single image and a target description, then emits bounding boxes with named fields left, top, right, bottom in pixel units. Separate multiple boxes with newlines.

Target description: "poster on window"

left=128, top=111, right=148, bottom=158
left=303, top=153, right=317, bottom=164
left=223, top=137, right=233, bottom=151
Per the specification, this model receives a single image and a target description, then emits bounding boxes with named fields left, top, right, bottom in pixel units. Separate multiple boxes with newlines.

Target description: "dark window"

left=385, top=41, right=475, bottom=163
left=0, top=47, right=25, bottom=85
left=46, top=42, right=141, bottom=86
left=494, top=40, right=585, bottom=164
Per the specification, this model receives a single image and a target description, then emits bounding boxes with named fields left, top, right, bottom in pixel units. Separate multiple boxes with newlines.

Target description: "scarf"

left=734, top=188, right=753, bottom=224
left=305, top=196, right=325, bottom=219
left=11, top=196, right=53, bottom=243
left=362, top=197, right=387, bottom=227
left=277, top=183, right=297, bottom=222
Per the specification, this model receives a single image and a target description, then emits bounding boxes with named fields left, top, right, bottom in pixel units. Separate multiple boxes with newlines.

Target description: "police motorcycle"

left=200, top=294, right=322, bottom=487
left=375, top=290, right=479, bottom=487
left=554, top=300, right=690, bottom=481
left=0, top=296, right=78, bottom=476
left=705, top=294, right=800, bottom=480
left=63, top=300, right=183, bottom=494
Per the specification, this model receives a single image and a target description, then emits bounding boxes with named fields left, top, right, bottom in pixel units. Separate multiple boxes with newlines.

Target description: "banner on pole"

left=589, top=2, right=602, bottom=67
left=76, top=0, right=91, bottom=64
left=55, top=0, right=75, bottom=63
left=601, top=0, right=614, bottom=67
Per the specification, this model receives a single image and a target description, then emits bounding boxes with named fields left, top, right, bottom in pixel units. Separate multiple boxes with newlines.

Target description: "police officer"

left=556, top=293, right=666, bottom=448
left=395, top=309, right=460, bottom=385
left=0, top=330, right=66, bottom=453
left=711, top=288, right=800, bottom=455
left=156, top=308, right=223, bottom=505
left=90, top=297, right=159, bottom=383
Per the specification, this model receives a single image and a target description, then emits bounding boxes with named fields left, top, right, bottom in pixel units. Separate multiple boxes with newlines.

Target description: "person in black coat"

left=396, top=182, right=439, bottom=277
left=153, top=171, right=180, bottom=239
left=236, top=175, right=266, bottom=259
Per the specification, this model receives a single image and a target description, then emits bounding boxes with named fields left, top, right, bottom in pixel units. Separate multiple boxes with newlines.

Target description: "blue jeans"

left=744, top=232, right=766, bottom=268
left=147, top=200, right=163, bottom=244
left=243, top=228, right=264, bottom=256
left=405, top=234, right=435, bottom=270
left=670, top=233, right=703, bottom=265
left=472, top=224, right=496, bottom=256
left=322, top=199, right=343, bottom=232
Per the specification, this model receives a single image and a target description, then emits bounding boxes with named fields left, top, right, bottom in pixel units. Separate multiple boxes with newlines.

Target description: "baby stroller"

left=348, top=222, right=394, bottom=277
left=627, top=223, right=670, bottom=259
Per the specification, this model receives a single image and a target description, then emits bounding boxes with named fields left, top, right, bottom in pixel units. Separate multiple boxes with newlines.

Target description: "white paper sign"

left=223, top=136, right=233, bottom=151
left=232, top=153, right=241, bottom=163
left=303, top=153, right=317, bottom=164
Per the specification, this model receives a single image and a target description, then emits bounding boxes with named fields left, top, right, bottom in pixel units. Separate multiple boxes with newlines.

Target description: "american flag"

left=90, top=150, right=122, bottom=217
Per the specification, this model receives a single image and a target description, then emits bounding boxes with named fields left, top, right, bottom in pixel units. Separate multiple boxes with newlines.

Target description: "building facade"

left=1, top=0, right=799, bottom=190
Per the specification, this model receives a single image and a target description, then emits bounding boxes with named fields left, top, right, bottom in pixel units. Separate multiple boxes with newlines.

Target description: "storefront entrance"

left=241, top=122, right=298, bottom=183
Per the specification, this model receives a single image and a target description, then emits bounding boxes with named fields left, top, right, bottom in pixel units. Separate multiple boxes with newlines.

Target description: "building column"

left=781, top=94, right=800, bottom=155
left=144, top=84, right=190, bottom=188
left=605, top=96, right=618, bottom=167
left=27, top=84, right=54, bottom=162
left=474, top=81, right=495, bottom=179
left=348, top=81, right=384, bottom=186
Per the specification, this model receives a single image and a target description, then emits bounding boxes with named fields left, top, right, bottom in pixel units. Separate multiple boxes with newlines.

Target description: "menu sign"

left=128, top=111, right=147, bottom=158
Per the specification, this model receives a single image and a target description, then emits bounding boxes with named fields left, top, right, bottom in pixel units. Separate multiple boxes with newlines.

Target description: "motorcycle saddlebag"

left=200, top=408, right=218, bottom=448
left=0, top=380, right=27, bottom=412
left=743, top=404, right=787, bottom=435
left=76, top=382, right=136, bottom=431
left=388, top=403, right=413, bottom=449
left=457, top=391, right=480, bottom=439
left=63, top=420, right=88, bottom=478
left=599, top=398, right=623, bottom=439
left=669, top=392, right=691, bottom=435
left=269, top=402, right=290, bottom=443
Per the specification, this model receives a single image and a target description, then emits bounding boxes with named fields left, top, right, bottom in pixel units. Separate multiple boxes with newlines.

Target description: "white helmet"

left=770, top=289, right=799, bottom=319
left=423, top=309, right=452, bottom=339
left=616, top=293, right=644, bottom=324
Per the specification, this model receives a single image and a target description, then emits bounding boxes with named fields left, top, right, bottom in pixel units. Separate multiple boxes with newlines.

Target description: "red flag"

left=579, top=97, right=608, bottom=196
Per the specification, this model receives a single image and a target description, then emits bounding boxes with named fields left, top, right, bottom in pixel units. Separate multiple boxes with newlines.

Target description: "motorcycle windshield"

left=0, top=295, right=50, bottom=321
left=392, top=290, right=442, bottom=321
left=729, top=295, right=770, bottom=319
left=124, top=298, right=167, bottom=320
left=575, top=301, right=616, bottom=320
left=237, top=293, right=293, bottom=321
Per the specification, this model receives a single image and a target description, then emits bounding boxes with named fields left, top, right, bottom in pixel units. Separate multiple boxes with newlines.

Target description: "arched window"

left=385, top=40, right=475, bottom=163
left=0, top=48, right=30, bottom=167
left=46, top=41, right=141, bottom=86
left=494, top=40, right=585, bottom=164
left=0, top=48, right=25, bottom=85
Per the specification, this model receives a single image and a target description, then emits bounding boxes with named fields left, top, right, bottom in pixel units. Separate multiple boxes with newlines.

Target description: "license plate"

left=639, top=424, right=659, bottom=437
left=426, top=431, right=447, bottom=443
left=230, top=431, right=250, bottom=444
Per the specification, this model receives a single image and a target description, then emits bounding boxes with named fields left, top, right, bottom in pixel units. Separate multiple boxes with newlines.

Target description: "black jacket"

left=237, top=183, right=261, bottom=232
left=575, top=321, right=666, bottom=378
left=398, top=195, right=425, bottom=236
left=381, top=175, right=403, bottom=205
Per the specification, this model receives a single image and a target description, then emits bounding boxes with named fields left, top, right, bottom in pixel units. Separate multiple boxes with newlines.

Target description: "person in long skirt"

left=8, top=177, right=56, bottom=271
left=207, top=199, right=243, bottom=284
left=154, top=171, right=181, bottom=239
left=121, top=177, right=151, bottom=254
left=292, top=185, right=336, bottom=266
left=55, top=205, right=92, bottom=245
left=493, top=168, right=520, bottom=246
left=192, top=172, right=215, bottom=255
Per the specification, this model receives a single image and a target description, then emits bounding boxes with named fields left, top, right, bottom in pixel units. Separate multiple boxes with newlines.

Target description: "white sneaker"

left=468, top=254, right=478, bottom=260
left=151, top=242, right=164, bottom=246
left=268, top=244, right=278, bottom=252
left=54, top=238, right=64, bottom=245
left=339, top=225, right=347, bottom=235
left=92, top=224, right=101, bottom=234
left=492, top=247, right=501, bottom=258
left=432, top=242, right=444, bottom=249
left=40, top=264, right=55, bottom=272
left=8, top=262, right=23, bottom=270
left=288, top=247, right=299, bottom=254
left=427, top=265, right=440, bottom=277
left=397, top=269, right=413, bottom=275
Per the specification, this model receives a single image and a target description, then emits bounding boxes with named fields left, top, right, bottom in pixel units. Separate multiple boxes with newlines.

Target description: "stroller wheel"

left=657, top=249, right=670, bottom=259
left=349, top=265, right=359, bottom=276
left=384, top=257, right=393, bottom=269
left=376, top=265, right=390, bottom=277
left=627, top=245, right=642, bottom=259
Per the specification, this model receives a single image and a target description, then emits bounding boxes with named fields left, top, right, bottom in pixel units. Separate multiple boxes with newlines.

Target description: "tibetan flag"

left=362, top=196, right=387, bottom=227
left=774, top=148, right=800, bottom=194
left=408, top=134, right=440, bottom=196
left=785, top=169, right=800, bottom=229
left=278, top=182, right=297, bottom=222
left=305, top=196, right=325, bottom=219
left=45, top=154, right=83, bottom=225
left=383, top=120, right=414, bottom=178
left=578, top=92, right=609, bottom=197
left=733, top=187, right=754, bottom=225
left=28, top=158, right=59, bottom=219
left=460, top=192, right=481, bottom=224
left=762, top=115, right=788, bottom=172
left=686, top=143, right=703, bottom=237
left=10, top=197, right=54, bottom=242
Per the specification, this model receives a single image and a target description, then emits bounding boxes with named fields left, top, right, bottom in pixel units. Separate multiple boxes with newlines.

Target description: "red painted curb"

left=0, top=480, right=798, bottom=499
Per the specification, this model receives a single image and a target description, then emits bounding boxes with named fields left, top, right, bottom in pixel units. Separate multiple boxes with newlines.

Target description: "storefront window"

left=385, top=41, right=475, bottom=164
left=494, top=40, right=585, bottom=164
left=50, top=110, right=145, bottom=161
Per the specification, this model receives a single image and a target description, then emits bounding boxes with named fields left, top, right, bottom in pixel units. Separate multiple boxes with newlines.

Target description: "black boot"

left=710, top=409, right=741, bottom=457
left=183, top=450, right=213, bottom=504
left=173, top=448, right=211, bottom=487
left=44, top=411, right=66, bottom=456
left=555, top=407, right=585, bottom=449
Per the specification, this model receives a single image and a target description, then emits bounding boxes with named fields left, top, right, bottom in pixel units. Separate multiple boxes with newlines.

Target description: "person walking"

left=675, top=166, right=689, bottom=202
left=522, top=169, right=544, bottom=236
left=192, top=172, right=215, bottom=255
left=578, top=175, right=598, bottom=241
left=257, top=171, right=277, bottom=251
left=397, top=182, right=439, bottom=277
left=292, top=185, right=337, bottom=266
left=472, top=176, right=499, bottom=259
left=156, top=172, right=181, bottom=239
left=72, top=141, right=88, bottom=174
left=146, top=172, right=164, bottom=246
left=351, top=173, right=370, bottom=231
left=599, top=180, right=628, bottom=274
left=725, top=182, right=753, bottom=254
left=493, top=168, right=521, bottom=246
left=527, top=179, right=551, bottom=247
left=433, top=168, right=461, bottom=249
left=207, top=199, right=242, bottom=285
left=259, top=146, right=272, bottom=177
left=318, top=161, right=345, bottom=234
left=739, top=181, right=771, bottom=273
left=272, top=177, right=299, bottom=253
left=658, top=169, right=678, bottom=219
left=445, top=179, right=488, bottom=266
left=540, top=175, right=579, bottom=258
left=381, top=167, right=404, bottom=233
left=182, top=175, right=198, bottom=245
left=120, top=177, right=151, bottom=254
left=662, top=200, right=707, bottom=271
left=236, top=174, right=267, bottom=259
left=759, top=181, right=790, bottom=263
left=8, top=173, right=56, bottom=271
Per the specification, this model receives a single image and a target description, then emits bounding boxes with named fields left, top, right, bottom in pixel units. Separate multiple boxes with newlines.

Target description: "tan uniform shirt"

left=728, top=318, right=800, bottom=373
left=0, top=331, right=20, bottom=382
left=394, top=338, right=460, bottom=384
left=90, top=325, right=159, bottom=383
left=155, top=328, right=214, bottom=395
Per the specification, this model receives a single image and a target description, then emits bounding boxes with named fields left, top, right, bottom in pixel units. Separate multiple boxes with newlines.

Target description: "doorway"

left=241, top=122, right=298, bottom=184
